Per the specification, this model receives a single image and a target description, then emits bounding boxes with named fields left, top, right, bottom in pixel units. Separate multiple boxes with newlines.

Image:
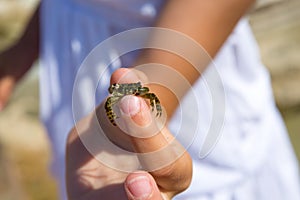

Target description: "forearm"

left=156, top=0, right=254, bottom=56
left=135, top=0, right=255, bottom=117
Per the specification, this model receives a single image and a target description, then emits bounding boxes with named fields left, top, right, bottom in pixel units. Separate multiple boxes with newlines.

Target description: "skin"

left=67, top=69, right=192, bottom=199
left=0, top=0, right=255, bottom=199
left=134, top=0, right=255, bottom=117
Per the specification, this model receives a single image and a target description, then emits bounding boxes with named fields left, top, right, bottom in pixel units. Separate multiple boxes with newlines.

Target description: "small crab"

left=104, top=82, right=162, bottom=126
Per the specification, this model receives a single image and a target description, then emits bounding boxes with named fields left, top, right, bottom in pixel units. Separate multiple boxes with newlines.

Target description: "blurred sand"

left=250, top=0, right=300, bottom=109
left=249, top=0, right=300, bottom=160
left=0, top=1, right=299, bottom=199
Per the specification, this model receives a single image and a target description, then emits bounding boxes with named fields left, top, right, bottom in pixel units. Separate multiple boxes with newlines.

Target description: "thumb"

left=118, top=93, right=191, bottom=196
left=124, top=171, right=165, bottom=200
left=0, top=76, right=15, bottom=111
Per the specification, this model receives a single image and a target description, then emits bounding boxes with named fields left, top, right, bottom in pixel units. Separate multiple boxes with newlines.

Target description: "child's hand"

left=66, top=68, right=192, bottom=200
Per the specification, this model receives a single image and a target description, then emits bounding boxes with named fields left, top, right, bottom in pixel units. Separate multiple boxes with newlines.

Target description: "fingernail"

left=126, top=176, right=152, bottom=199
left=119, top=96, right=141, bottom=116
left=119, top=96, right=152, bottom=127
left=117, top=68, right=141, bottom=83
left=124, top=70, right=141, bottom=82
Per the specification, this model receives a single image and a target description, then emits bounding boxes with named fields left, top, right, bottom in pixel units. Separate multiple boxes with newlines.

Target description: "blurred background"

left=0, top=0, right=299, bottom=199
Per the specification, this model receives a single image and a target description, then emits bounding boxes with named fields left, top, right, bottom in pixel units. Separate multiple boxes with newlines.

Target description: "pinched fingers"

left=110, top=68, right=192, bottom=197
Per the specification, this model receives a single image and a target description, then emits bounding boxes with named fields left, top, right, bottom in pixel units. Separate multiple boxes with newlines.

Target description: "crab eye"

left=108, top=83, right=119, bottom=94
left=108, top=84, right=116, bottom=94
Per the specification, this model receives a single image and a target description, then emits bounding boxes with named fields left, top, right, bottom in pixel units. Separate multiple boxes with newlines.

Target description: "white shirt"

left=40, top=0, right=300, bottom=199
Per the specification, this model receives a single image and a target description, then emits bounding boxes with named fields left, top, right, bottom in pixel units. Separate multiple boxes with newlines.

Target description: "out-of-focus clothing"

left=40, top=0, right=300, bottom=199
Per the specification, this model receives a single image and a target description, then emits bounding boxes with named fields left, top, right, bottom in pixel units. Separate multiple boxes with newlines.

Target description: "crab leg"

left=104, top=96, right=120, bottom=126
left=141, top=93, right=162, bottom=117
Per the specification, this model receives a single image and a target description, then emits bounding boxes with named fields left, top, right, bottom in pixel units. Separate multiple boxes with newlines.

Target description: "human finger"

left=109, top=67, right=192, bottom=195
left=110, top=68, right=147, bottom=85
left=117, top=91, right=192, bottom=196
left=124, top=171, right=165, bottom=200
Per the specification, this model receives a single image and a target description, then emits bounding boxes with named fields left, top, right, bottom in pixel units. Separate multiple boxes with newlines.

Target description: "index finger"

left=110, top=68, right=192, bottom=195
